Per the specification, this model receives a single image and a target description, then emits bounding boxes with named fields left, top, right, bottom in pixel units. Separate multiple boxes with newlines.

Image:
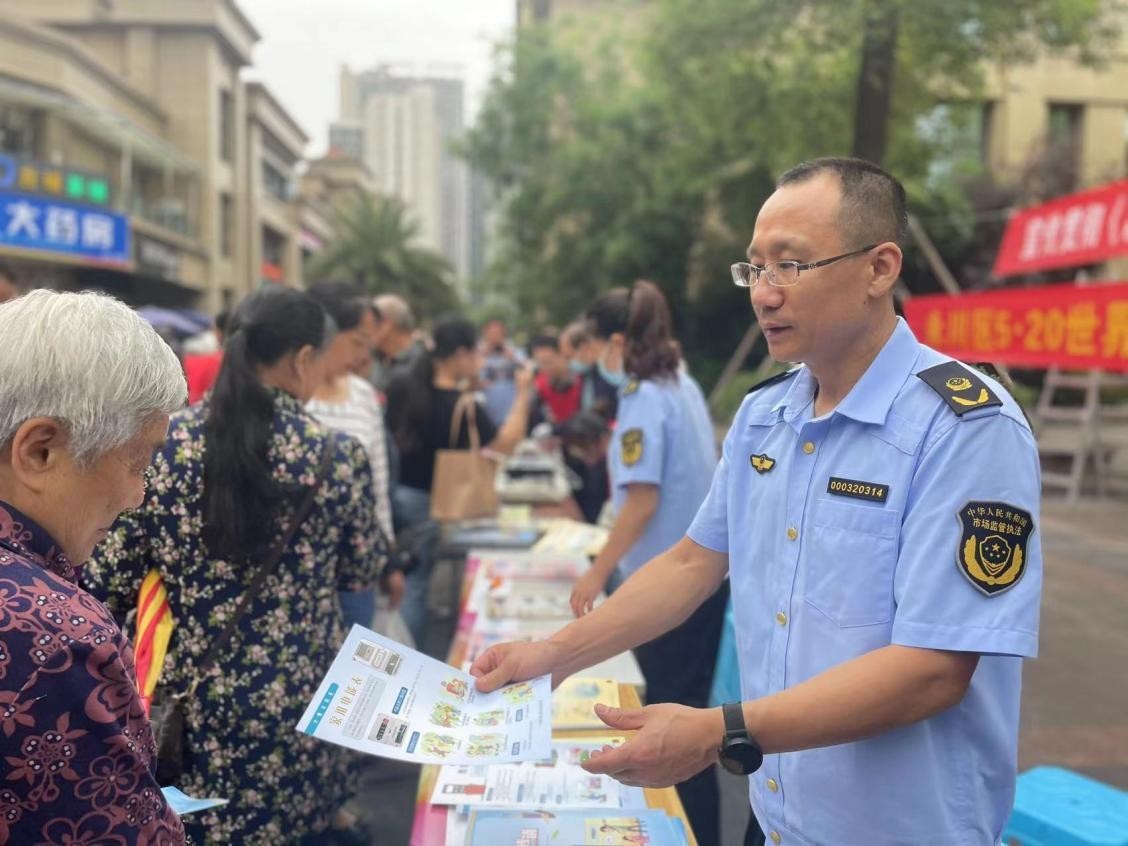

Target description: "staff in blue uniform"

left=569, top=280, right=728, bottom=846
left=470, top=157, right=1043, bottom=846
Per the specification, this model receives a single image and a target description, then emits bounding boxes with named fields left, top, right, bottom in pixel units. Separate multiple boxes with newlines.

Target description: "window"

left=1047, top=103, right=1084, bottom=189
left=0, top=105, right=40, bottom=156
left=261, top=159, right=290, bottom=202
left=219, top=90, right=234, bottom=163
left=261, top=226, right=287, bottom=284
left=916, top=102, right=991, bottom=187
left=1048, top=103, right=1083, bottom=149
left=220, top=193, right=233, bottom=258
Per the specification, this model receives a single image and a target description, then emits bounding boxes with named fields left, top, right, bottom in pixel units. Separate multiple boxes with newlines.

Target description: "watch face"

left=720, top=739, right=763, bottom=775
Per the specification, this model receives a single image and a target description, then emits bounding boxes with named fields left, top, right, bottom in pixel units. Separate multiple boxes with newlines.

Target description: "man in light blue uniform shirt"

left=470, top=157, right=1042, bottom=846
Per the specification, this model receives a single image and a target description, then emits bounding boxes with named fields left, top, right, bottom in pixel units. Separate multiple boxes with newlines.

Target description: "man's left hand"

left=581, top=702, right=722, bottom=788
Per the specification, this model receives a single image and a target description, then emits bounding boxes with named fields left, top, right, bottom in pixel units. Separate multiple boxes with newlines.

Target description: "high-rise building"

left=331, top=65, right=472, bottom=293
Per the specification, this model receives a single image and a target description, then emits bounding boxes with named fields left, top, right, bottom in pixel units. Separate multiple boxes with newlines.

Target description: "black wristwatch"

left=718, top=702, right=764, bottom=775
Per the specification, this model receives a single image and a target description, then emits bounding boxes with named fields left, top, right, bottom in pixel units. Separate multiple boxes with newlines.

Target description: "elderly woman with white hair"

left=0, top=290, right=188, bottom=844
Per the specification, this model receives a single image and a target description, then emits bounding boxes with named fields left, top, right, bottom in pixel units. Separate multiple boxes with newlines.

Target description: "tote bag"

left=430, top=393, right=500, bottom=521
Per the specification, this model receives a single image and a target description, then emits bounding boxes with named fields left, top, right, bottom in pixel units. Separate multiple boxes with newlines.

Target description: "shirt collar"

left=771, top=317, right=923, bottom=427
left=0, top=499, right=76, bottom=584
left=270, top=386, right=307, bottom=416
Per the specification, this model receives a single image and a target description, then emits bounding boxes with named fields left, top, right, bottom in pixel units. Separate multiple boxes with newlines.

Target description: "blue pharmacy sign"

left=0, top=191, right=131, bottom=265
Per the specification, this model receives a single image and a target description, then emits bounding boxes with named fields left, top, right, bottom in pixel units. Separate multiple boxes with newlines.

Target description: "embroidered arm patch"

left=621, top=429, right=643, bottom=466
left=956, top=501, right=1034, bottom=596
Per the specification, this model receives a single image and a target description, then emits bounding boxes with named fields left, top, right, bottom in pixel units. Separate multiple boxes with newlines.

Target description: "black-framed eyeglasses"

left=731, top=244, right=879, bottom=288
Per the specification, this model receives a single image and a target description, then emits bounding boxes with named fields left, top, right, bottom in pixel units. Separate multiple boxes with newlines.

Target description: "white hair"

left=0, top=290, right=187, bottom=465
left=374, top=293, right=415, bottom=332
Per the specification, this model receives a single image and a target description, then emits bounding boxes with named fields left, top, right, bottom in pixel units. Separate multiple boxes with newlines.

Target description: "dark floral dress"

left=0, top=501, right=187, bottom=845
left=82, top=390, right=384, bottom=845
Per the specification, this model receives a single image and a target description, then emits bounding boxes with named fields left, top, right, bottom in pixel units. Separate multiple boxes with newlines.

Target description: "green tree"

left=464, top=0, right=1122, bottom=387
left=306, top=193, right=458, bottom=319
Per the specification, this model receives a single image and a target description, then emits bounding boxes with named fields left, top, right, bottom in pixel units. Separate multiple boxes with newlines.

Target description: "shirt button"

left=802, top=441, right=815, bottom=454
left=775, top=611, right=788, bottom=626
left=767, top=778, right=779, bottom=793
left=786, top=526, right=798, bottom=541
left=770, top=833, right=782, bottom=845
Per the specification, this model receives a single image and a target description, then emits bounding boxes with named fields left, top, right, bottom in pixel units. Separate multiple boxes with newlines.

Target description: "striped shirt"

left=308, top=375, right=395, bottom=540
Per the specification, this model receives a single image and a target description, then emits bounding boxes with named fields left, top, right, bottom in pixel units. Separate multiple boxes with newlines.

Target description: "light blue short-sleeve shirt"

left=688, top=318, right=1043, bottom=845
left=609, top=372, right=718, bottom=577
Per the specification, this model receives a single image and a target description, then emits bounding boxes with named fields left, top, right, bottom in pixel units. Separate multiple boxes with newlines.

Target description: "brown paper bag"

left=430, top=394, right=499, bottom=521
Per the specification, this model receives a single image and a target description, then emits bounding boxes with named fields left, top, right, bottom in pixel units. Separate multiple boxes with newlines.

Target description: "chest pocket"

left=805, top=497, right=901, bottom=628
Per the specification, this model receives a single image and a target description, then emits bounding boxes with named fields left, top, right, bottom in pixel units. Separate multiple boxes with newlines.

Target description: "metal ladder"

left=1034, top=368, right=1128, bottom=502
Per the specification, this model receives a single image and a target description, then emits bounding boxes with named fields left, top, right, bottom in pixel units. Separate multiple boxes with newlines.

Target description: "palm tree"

left=307, top=193, right=459, bottom=317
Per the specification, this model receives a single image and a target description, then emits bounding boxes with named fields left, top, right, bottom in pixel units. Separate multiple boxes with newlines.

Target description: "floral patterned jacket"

left=0, top=500, right=187, bottom=845
left=82, top=390, right=385, bottom=844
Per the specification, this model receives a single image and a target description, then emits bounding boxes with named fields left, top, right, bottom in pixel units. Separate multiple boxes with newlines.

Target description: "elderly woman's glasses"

left=731, top=244, right=879, bottom=288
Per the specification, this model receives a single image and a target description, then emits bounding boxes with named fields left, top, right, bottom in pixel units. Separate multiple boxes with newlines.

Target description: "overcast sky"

left=238, top=0, right=515, bottom=155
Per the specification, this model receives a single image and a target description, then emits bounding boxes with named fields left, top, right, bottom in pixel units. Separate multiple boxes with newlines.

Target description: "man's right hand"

left=470, top=639, right=568, bottom=692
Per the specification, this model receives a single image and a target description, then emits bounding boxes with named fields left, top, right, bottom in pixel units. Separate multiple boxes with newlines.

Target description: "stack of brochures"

left=432, top=739, right=689, bottom=845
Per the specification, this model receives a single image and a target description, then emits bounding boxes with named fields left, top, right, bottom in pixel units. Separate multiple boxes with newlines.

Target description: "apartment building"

left=0, top=0, right=319, bottom=310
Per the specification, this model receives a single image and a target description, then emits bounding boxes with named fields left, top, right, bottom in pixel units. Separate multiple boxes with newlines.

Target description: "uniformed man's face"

left=746, top=173, right=886, bottom=370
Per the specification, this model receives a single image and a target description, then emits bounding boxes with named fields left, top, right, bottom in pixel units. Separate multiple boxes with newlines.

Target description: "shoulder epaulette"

left=916, top=361, right=1002, bottom=417
left=621, top=379, right=640, bottom=397
left=745, top=368, right=800, bottom=396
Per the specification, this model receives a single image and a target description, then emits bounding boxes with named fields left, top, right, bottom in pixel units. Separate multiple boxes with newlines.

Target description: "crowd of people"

left=0, top=157, right=1044, bottom=846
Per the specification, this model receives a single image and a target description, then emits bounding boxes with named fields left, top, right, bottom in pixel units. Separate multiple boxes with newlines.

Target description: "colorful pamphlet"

left=552, top=677, right=621, bottom=730
left=297, top=625, right=552, bottom=765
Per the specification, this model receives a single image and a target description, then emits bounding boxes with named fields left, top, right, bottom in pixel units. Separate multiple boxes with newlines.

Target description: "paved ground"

left=357, top=494, right=1128, bottom=845
left=1018, top=497, right=1128, bottom=789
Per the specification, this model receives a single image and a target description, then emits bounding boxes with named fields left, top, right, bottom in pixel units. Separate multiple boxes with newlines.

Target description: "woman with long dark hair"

left=571, top=280, right=727, bottom=846
left=85, top=287, right=385, bottom=845
left=385, top=315, right=532, bottom=647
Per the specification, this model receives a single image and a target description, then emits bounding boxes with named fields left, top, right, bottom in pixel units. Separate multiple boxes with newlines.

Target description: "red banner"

left=904, top=282, right=1128, bottom=371
left=993, top=179, right=1128, bottom=278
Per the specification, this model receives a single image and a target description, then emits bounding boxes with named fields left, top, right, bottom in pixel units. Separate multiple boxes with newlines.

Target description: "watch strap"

left=722, top=702, right=746, bottom=741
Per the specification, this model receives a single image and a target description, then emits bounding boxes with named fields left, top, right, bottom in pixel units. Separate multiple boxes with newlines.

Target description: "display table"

left=408, top=540, right=685, bottom=844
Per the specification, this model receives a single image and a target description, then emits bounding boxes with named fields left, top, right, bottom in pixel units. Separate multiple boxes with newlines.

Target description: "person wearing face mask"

left=385, top=315, right=533, bottom=648
left=560, top=321, right=619, bottom=423
left=529, top=332, right=584, bottom=426
left=85, top=287, right=386, bottom=845
left=570, top=281, right=728, bottom=846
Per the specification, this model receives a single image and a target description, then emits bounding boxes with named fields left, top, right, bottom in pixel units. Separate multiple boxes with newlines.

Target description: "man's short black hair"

left=777, top=157, right=908, bottom=249
left=529, top=333, right=559, bottom=353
